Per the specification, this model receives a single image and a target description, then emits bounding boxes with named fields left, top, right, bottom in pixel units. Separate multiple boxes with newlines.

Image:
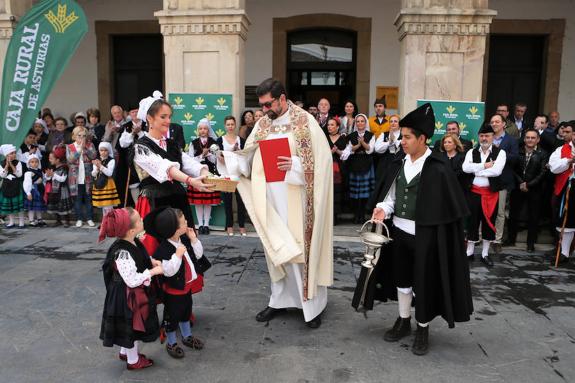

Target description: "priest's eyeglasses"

left=259, top=98, right=277, bottom=109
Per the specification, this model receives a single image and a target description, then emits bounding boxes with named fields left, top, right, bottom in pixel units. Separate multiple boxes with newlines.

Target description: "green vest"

left=394, top=168, right=420, bottom=221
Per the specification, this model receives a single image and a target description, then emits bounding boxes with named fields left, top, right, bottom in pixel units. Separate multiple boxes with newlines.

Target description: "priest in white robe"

left=217, top=79, right=333, bottom=328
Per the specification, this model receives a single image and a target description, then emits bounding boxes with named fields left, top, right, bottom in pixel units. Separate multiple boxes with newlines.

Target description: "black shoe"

left=527, top=244, right=535, bottom=253
left=468, top=254, right=475, bottom=262
left=383, top=317, right=411, bottom=342
left=557, top=255, right=570, bottom=266
left=255, top=307, right=285, bottom=322
left=480, top=255, right=494, bottom=267
left=306, top=314, right=322, bottom=329
left=204, top=226, right=210, bottom=234
left=412, top=324, right=429, bottom=356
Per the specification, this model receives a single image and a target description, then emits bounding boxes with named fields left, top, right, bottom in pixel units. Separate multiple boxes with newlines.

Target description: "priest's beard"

left=266, top=109, right=279, bottom=120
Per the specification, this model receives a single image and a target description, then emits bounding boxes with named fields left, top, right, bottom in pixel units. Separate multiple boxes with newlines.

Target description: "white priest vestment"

left=217, top=102, right=333, bottom=321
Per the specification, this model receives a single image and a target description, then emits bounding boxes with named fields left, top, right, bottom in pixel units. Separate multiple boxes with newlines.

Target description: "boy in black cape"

left=144, top=206, right=211, bottom=359
left=363, top=103, right=473, bottom=355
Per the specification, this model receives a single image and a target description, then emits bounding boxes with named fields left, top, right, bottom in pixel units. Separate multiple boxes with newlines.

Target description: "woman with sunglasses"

left=66, top=126, right=98, bottom=227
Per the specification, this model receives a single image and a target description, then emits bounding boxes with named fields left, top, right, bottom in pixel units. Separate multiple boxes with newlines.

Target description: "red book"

left=259, top=137, right=291, bottom=182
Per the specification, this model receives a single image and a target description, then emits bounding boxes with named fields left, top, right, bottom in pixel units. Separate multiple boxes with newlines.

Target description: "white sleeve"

left=549, top=146, right=571, bottom=174
left=119, top=131, right=134, bottom=148
left=133, top=143, right=180, bottom=183
left=376, top=181, right=396, bottom=218
left=91, top=166, right=98, bottom=177
left=284, top=156, right=305, bottom=186
left=23, top=172, right=33, bottom=195
left=191, top=240, right=204, bottom=259
left=462, top=149, right=484, bottom=174
left=0, top=167, right=7, bottom=178
left=181, top=151, right=207, bottom=177
left=115, top=250, right=151, bottom=288
left=476, top=150, right=506, bottom=177
left=162, top=254, right=182, bottom=278
left=53, top=171, right=67, bottom=182
left=217, top=150, right=252, bottom=178
left=365, top=136, right=375, bottom=155
left=374, top=134, right=389, bottom=154
left=101, top=159, right=115, bottom=177
left=14, top=162, right=22, bottom=177
left=340, top=142, right=352, bottom=161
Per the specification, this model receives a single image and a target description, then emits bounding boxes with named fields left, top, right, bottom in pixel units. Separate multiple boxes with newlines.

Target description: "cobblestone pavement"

left=0, top=227, right=574, bottom=383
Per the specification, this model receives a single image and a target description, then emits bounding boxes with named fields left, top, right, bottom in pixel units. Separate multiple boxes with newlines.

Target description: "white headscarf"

left=98, top=142, right=114, bottom=158
left=24, top=152, right=41, bottom=167
left=0, top=144, right=16, bottom=157
left=354, top=113, right=370, bottom=133
left=34, top=118, right=48, bottom=134
left=137, top=90, right=164, bottom=122
left=196, top=118, right=217, bottom=140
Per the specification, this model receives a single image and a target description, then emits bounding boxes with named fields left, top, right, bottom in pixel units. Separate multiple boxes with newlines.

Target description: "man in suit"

left=168, top=122, right=186, bottom=150
left=504, top=129, right=548, bottom=252
left=490, top=113, right=519, bottom=253
left=511, top=102, right=532, bottom=137
left=316, top=98, right=332, bottom=136
left=533, top=114, right=555, bottom=155
left=433, top=121, right=473, bottom=152
left=496, top=104, right=519, bottom=139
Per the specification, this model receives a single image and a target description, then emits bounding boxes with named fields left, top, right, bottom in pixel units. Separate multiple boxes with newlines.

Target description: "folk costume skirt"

left=349, top=166, right=375, bottom=199
left=24, top=185, right=46, bottom=212
left=92, top=178, right=121, bottom=207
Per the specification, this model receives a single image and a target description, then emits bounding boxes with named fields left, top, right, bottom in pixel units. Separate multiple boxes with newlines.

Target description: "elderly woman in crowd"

left=67, top=126, right=98, bottom=227
left=46, top=117, right=72, bottom=153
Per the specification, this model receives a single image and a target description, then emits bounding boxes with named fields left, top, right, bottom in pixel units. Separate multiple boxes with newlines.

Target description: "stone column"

left=155, top=0, right=250, bottom=119
left=0, top=0, right=33, bottom=91
left=395, top=0, right=496, bottom=113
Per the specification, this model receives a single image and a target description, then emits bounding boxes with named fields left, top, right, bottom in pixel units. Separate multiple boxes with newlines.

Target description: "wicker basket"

left=205, top=178, right=238, bottom=193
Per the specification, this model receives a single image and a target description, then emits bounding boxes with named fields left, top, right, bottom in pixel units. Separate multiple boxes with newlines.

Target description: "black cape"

left=363, top=151, right=473, bottom=328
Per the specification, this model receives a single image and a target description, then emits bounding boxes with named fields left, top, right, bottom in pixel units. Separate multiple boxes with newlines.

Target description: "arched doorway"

left=272, top=14, right=371, bottom=113
left=287, top=28, right=356, bottom=115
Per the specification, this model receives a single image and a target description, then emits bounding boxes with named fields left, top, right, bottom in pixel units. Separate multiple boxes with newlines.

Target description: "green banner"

left=0, top=0, right=88, bottom=147
left=169, top=93, right=233, bottom=145
left=417, top=99, right=485, bottom=147
left=169, top=93, right=233, bottom=229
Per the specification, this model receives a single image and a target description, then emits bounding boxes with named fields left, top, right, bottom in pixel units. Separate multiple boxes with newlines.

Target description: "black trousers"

left=467, top=191, right=497, bottom=241
left=222, top=191, right=246, bottom=229
left=507, top=188, right=542, bottom=245
left=391, top=226, right=416, bottom=288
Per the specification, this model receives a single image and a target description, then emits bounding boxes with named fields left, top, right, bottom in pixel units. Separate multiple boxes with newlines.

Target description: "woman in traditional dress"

left=131, top=91, right=212, bottom=253
left=342, top=113, right=376, bottom=223
left=187, top=118, right=221, bottom=234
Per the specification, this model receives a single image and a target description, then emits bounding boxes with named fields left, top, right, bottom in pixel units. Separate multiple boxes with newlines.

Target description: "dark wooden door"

left=486, top=35, right=546, bottom=115
left=112, top=35, right=163, bottom=109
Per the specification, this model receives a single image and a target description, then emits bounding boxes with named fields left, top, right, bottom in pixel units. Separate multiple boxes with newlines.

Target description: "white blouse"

left=162, top=239, right=204, bottom=282
left=23, top=170, right=44, bottom=195
left=115, top=250, right=151, bottom=288
left=133, top=133, right=206, bottom=183
left=91, top=158, right=115, bottom=178
left=0, top=161, right=22, bottom=179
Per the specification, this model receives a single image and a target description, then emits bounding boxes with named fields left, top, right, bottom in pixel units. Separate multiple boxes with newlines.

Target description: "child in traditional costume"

left=144, top=207, right=210, bottom=359
left=23, top=152, right=47, bottom=226
left=45, top=146, right=73, bottom=227
left=99, top=207, right=163, bottom=370
left=92, top=142, right=121, bottom=216
left=0, top=144, right=25, bottom=228
left=187, top=118, right=221, bottom=234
